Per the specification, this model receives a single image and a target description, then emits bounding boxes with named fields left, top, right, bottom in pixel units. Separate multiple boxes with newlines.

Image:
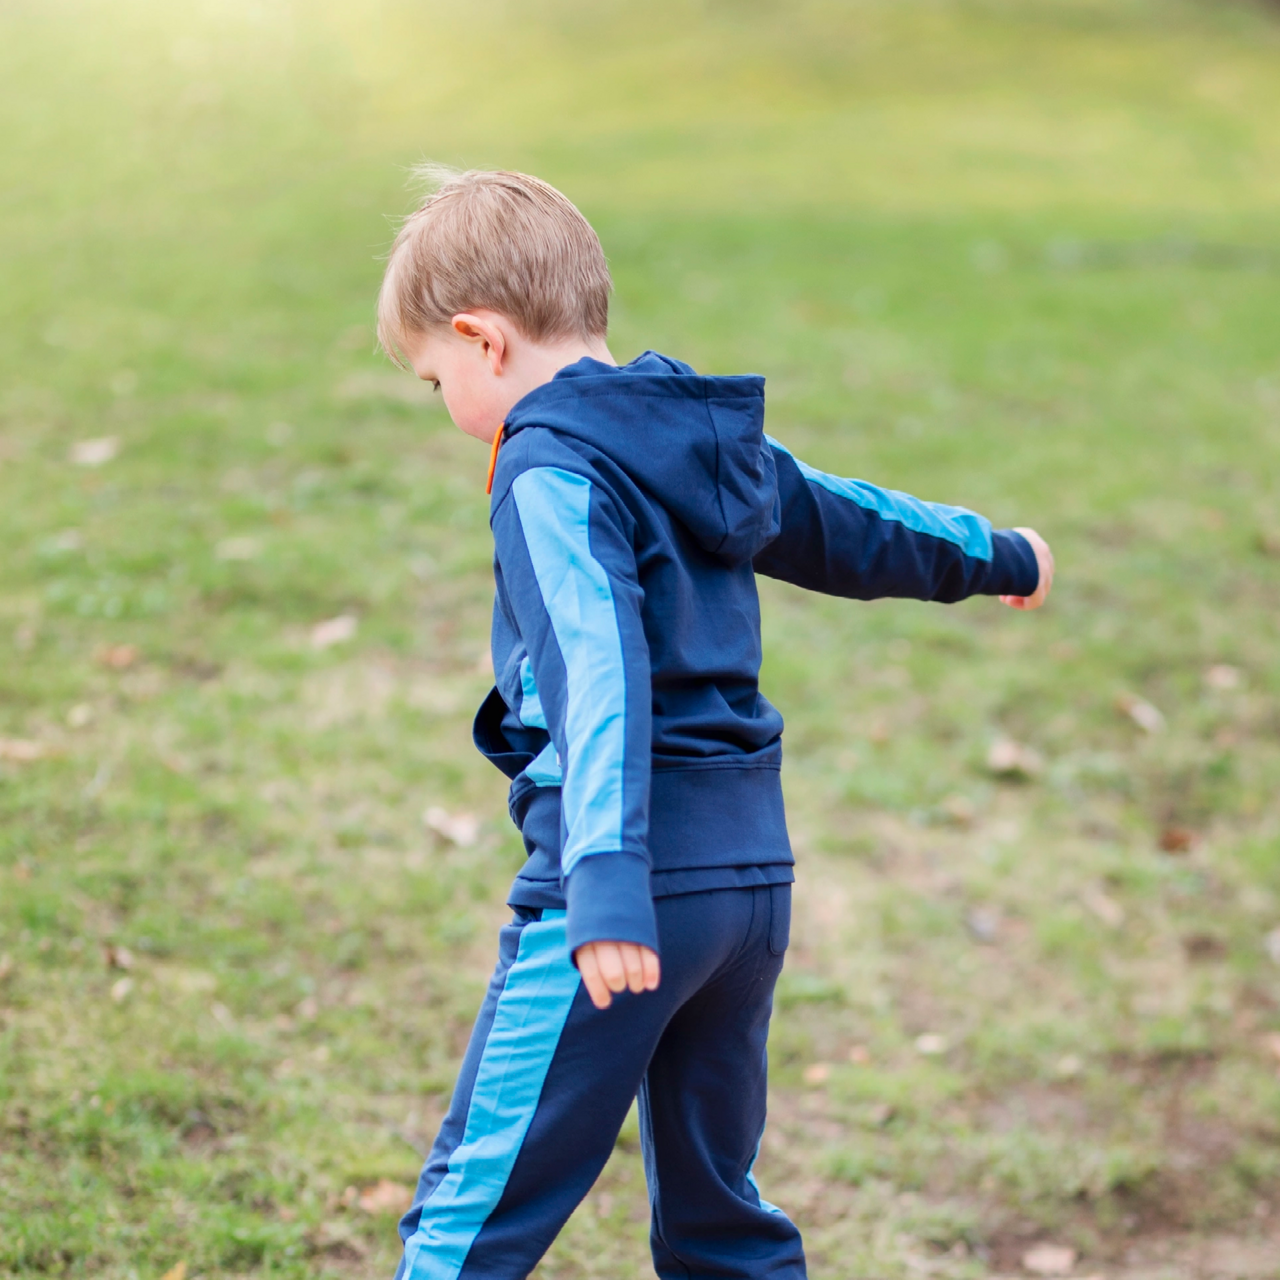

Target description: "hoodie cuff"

left=983, top=529, right=1041, bottom=598
left=564, top=852, right=659, bottom=957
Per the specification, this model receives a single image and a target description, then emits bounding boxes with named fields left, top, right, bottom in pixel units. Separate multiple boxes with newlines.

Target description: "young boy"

left=376, top=169, right=1054, bottom=1280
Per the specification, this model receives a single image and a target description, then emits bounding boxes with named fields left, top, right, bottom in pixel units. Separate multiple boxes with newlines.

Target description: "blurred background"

left=2, top=1, right=1279, bottom=1277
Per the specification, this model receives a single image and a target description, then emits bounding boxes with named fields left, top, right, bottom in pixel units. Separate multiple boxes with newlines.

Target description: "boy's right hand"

left=574, top=941, right=661, bottom=1010
left=1000, top=527, right=1055, bottom=610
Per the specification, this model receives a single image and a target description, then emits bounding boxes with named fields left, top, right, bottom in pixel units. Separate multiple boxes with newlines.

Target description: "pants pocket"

left=767, top=884, right=791, bottom=956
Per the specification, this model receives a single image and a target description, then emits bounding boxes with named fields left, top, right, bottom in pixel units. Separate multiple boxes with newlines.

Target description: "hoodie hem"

left=509, top=760, right=792, bottom=894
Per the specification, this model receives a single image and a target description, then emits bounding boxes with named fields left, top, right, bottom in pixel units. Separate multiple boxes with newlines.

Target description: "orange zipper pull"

left=485, top=426, right=505, bottom=495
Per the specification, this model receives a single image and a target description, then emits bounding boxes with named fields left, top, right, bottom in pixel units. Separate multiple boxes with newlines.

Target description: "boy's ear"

left=451, top=312, right=507, bottom=374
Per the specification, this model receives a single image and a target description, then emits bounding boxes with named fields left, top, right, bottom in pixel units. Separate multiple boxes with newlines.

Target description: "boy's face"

left=401, top=320, right=511, bottom=444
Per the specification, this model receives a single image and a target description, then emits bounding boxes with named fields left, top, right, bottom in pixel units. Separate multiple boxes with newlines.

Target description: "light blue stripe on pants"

left=400, top=911, right=578, bottom=1280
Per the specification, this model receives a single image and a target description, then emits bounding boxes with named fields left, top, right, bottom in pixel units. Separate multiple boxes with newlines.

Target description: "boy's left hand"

left=1000, top=527, right=1055, bottom=611
left=574, top=941, right=661, bottom=1010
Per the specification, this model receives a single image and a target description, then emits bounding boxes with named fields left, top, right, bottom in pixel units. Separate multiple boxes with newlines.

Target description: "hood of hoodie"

left=501, top=351, right=780, bottom=565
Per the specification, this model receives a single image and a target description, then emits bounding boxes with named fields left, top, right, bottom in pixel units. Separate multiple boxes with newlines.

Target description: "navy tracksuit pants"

left=395, top=885, right=806, bottom=1280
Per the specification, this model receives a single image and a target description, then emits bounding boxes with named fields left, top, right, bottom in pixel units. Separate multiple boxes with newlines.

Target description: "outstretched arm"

left=753, top=437, right=1047, bottom=604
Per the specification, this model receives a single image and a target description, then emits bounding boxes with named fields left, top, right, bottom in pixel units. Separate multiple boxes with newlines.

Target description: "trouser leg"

left=642, top=885, right=806, bottom=1280
left=395, top=909, right=593, bottom=1280
left=396, top=887, right=805, bottom=1280
left=397, top=903, right=713, bottom=1280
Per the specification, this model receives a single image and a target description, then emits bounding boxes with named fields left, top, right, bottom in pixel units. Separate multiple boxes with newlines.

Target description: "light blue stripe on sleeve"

left=766, top=435, right=993, bottom=561
left=524, top=741, right=563, bottom=787
left=747, top=1137, right=784, bottom=1216
left=518, top=656, right=547, bottom=729
left=402, top=911, right=578, bottom=1280
left=517, top=653, right=559, bottom=785
left=511, top=468, right=628, bottom=875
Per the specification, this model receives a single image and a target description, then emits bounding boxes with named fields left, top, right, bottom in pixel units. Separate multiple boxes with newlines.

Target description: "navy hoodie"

left=475, top=352, right=1039, bottom=956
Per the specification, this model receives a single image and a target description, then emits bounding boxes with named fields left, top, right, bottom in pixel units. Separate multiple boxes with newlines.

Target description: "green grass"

left=3, top=1, right=1280, bottom=1277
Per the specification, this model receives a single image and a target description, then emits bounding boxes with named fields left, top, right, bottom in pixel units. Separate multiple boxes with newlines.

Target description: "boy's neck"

left=518, top=334, right=617, bottom=388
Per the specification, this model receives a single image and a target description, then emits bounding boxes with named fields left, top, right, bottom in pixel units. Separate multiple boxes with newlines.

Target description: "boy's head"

left=378, top=168, right=614, bottom=441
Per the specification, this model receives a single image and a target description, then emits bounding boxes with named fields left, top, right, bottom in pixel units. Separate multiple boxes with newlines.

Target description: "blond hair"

left=377, top=167, right=611, bottom=364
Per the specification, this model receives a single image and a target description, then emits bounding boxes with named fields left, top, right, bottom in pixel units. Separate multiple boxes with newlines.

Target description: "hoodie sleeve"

left=493, top=466, right=656, bottom=957
left=752, top=437, right=1040, bottom=602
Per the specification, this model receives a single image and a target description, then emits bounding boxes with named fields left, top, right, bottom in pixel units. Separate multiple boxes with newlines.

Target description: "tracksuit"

left=396, top=352, right=1039, bottom=1280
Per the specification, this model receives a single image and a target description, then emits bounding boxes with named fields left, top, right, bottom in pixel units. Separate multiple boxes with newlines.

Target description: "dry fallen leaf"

left=215, top=535, right=262, bottom=561
left=1158, top=825, right=1197, bottom=854
left=1116, top=693, right=1164, bottom=733
left=940, top=793, right=976, bottom=827
left=357, top=1178, right=414, bottom=1216
left=0, top=954, right=13, bottom=983
left=914, top=1033, right=948, bottom=1056
left=986, top=738, right=1044, bottom=779
left=159, top=1262, right=187, bottom=1280
left=1082, top=886, right=1125, bottom=928
left=69, top=436, right=119, bottom=467
left=1204, top=664, right=1241, bottom=691
left=95, top=643, right=139, bottom=669
left=1264, top=927, right=1280, bottom=966
left=423, top=806, right=479, bottom=848
left=103, top=943, right=134, bottom=971
left=311, top=614, right=358, bottom=649
left=309, top=1219, right=368, bottom=1259
left=153, top=965, right=216, bottom=994
left=1262, top=1033, right=1280, bottom=1065
left=1055, top=1054, right=1083, bottom=1078
left=865, top=1102, right=896, bottom=1127
left=1182, top=933, right=1226, bottom=962
left=848, top=1044, right=871, bottom=1066
left=110, top=976, right=133, bottom=1004
left=1022, top=1244, right=1078, bottom=1276
left=44, top=528, right=82, bottom=553
left=802, top=1063, right=831, bottom=1085
left=0, top=738, right=46, bottom=763
left=966, top=906, right=1001, bottom=944
left=66, top=703, right=94, bottom=729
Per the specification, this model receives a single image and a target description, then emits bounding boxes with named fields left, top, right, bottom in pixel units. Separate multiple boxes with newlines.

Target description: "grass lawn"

left=2, top=1, right=1280, bottom=1277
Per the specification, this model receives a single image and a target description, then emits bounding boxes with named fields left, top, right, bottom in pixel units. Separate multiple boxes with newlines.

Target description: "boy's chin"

left=457, top=419, right=500, bottom=443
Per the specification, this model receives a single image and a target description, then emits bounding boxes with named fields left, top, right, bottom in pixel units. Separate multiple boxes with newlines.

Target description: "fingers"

left=617, top=944, right=662, bottom=993
left=574, top=945, right=613, bottom=1010
left=595, top=942, right=628, bottom=994
left=619, top=944, right=646, bottom=994
left=572, top=943, right=663, bottom=1010
left=640, top=947, right=661, bottom=991
left=1005, top=527, right=1055, bottom=611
